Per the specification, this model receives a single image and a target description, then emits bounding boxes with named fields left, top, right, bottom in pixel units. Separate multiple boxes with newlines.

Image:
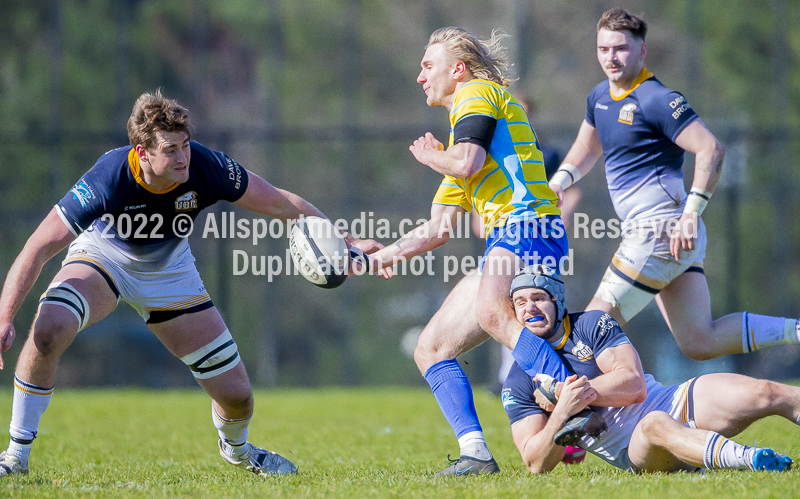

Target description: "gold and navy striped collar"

left=609, top=66, right=654, bottom=101
left=128, top=148, right=180, bottom=194
left=548, top=314, right=571, bottom=350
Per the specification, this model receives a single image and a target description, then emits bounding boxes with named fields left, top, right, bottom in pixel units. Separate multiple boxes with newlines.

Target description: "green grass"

left=0, top=387, right=797, bottom=498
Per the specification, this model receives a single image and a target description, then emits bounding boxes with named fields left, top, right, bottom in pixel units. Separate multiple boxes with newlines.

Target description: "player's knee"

left=30, top=311, right=78, bottom=358
left=749, top=379, right=779, bottom=411
left=476, top=303, right=501, bottom=337
left=413, top=339, right=438, bottom=373
left=637, top=411, right=674, bottom=447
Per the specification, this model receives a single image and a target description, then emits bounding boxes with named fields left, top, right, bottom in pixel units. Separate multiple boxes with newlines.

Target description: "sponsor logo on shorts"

left=597, top=313, right=618, bottom=337
left=175, top=191, right=199, bottom=212
left=71, top=180, right=96, bottom=208
left=618, top=103, right=637, bottom=125
left=501, top=388, right=518, bottom=409
left=571, top=340, right=594, bottom=361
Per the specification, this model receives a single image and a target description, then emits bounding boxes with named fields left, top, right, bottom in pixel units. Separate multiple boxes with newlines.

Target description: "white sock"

left=741, top=312, right=799, bottom=353
left=212, top=405, right=250, bottom=458
left=458, top=431, right=492, bottom=460
left=703, top=431, right=755, bottom=470
left=8, top=376, right=54, bottom=466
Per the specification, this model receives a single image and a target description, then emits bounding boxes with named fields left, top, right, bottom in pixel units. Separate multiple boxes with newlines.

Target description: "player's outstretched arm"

left=409, top=133, right=486, bottom=178
left=235, top=170, right=388, bottom=276
left=512, top=375, right=596, bottom=474
left=0, top=208, right=76, bottom=369
left=549, top=120, right=603, bottom=207
left=366, top=204, right=463, bottom=271
left=235, top=170, right=382, bottom=248
left=234, top=170, right=328, bottom=223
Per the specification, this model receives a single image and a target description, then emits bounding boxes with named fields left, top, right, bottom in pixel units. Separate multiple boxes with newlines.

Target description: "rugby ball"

left=289, top=217, right=350, bottom=289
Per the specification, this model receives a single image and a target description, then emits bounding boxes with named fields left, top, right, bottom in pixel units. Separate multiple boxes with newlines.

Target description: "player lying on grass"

left=502, top=265, right=795, bottom=474
left=0, top=91, right=381, bottom=478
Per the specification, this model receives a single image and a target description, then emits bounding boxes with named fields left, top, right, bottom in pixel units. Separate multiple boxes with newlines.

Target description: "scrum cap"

left=510, top=265, right=566, bottom=321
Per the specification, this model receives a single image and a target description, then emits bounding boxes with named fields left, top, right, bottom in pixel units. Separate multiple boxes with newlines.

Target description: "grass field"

left=0, top=386, right=797, bottom=498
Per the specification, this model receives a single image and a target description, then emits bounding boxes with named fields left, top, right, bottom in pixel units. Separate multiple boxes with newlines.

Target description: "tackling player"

left=503, top=265, right=794, bottom=474
left=550, top=9, right=800, bottom=360
left=367, top=27, right=575, bottom=475
left=0, top=91, right=380, bottom=477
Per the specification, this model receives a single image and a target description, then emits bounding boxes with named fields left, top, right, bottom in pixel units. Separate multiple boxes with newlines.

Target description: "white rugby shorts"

left=579, top=374, right=699, bottom=472
left=594, top=217, right=707, bottom=320
left=62, top=232, right=213, bottom=324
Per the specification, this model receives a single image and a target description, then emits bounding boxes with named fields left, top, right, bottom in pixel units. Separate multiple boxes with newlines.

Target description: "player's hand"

left=549, top=184, right=565, bottom=208
left=347, top=246, right=394, bottom=279
left=0, top=321, right=17, bottom=370
left=409, top=132, right=444, bottom=166
left=532, top=375, right=564, bottom=412
left=553, top=375, right=596, bottom=418
left=349, top=238, right=384, bottom=255
left=669, top=213, right=699, bottom=260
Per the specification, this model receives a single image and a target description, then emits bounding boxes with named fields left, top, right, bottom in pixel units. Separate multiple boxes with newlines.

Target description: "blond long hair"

left=427, top=27, right=513, bottom=88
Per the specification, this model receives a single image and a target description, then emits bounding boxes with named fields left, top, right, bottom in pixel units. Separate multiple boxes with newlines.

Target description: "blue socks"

left=512, top=328, right=569, bottom=381
left=423, top=331, right=568, bottom=441
left=424, top=359, right=482, bottom=438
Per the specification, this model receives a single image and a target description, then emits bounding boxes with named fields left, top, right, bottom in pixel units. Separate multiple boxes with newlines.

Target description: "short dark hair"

left=127, top=90, right=193, bottom=150
left=597, top=8, right=647, bottom=42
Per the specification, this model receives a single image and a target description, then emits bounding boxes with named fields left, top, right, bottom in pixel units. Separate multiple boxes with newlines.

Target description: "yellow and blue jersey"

left=432, top=79, right=560, bottom=236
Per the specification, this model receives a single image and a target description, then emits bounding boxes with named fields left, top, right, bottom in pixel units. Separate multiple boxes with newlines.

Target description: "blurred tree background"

left=0, top=0, right=798, bottom=389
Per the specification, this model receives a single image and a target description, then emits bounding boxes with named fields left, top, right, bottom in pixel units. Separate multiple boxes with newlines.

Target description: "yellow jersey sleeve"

left=429, top=79, right=559, bottom=236
left=432, top=176, right=472, bottom=212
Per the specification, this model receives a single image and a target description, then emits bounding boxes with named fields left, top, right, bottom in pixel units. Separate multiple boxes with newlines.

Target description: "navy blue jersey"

left=585, top=68, right=699, bottom=221
left=57, top=141, right=248, bottom=244
left=502, top=310, right=630, bottom=425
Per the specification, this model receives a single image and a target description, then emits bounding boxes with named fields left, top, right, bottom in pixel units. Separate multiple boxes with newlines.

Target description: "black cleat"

left=554, top=409, right=607, bottom=446
left=436, top=454, right=500, bottom=476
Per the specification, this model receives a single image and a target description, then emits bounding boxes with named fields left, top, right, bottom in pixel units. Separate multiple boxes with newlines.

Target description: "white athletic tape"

left=683, top=188, right=712, bottom=217
left=593, top=269, right=654, bottom=322
left=38, top=282, right=90, bottom=331
left=550, top=163, right=582, bottom=190
left=180, top=329, right=241, bottom=379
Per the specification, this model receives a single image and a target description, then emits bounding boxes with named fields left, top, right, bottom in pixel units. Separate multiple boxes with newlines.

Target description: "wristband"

left=683, top=188, right=712, bottom=216
left=549, top=163, right=581, bottom=190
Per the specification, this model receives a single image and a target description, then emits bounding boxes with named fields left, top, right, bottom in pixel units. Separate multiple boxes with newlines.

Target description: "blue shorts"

left=481, top=217, right=569, bottom=271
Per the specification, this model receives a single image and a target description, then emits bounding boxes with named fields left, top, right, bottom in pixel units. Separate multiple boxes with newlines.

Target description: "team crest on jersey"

left=618, top=103, right=637, bottom=125
left=571, top=340, right=594, bottom=362
left=501, top=388, right=518, bottom=409
left=175, top=191, right=198, bottom=212
left=597, top=313, right=618, bottom=336
left=70, top=180, right=96, bottom=208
